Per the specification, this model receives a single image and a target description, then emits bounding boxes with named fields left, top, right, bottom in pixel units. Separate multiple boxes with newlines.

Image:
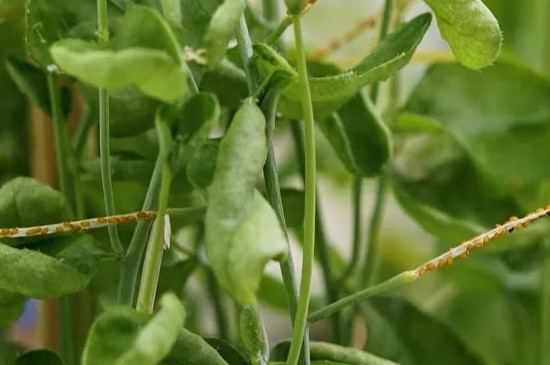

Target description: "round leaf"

left=424, top=0, right=502, bottom=69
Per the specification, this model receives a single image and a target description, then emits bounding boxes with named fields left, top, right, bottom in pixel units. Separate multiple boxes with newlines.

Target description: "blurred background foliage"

left=0, top=0, right=549, bottom=364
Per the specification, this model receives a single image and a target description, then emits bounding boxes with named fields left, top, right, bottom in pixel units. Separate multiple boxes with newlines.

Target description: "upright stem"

left=136, top=166, right=172, bottom=313
left=542, top=238, right=550, bottom=365
left=207, top=269, right=231, bottom=339
left=359, top=0, right=394, bottom=287
left=236, top=15, right=257, bottom=93
left=540, top=2, right=550, bottom=360
left=47, top=73, right=79, bottom=365
left=360, top=175, right=387, bottom=286
left=286, top=15, right=316, bottom=365
left=261, top=91, right=310, bottom=365
left=339, top=178, right=363, bottom=282
left=117, top=156, right=162, bottom=305
left=290, top=122, right=343, bottom=343
left=97, top=0, right=123, bottom=255
left=235, top=8, right=310, bottom=362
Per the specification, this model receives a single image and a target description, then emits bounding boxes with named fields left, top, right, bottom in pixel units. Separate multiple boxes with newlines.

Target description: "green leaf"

left=180, top=0, right=223, bottom=48
left=392, top=132, right=522, bottom=243
left=51, top=6, right=187, bottom=102
left=423, top=0, right=502, bottom=69
left=0, top=289, right=25, bottom=329
left=25, top=0, right=118, bottom=68
left=6, top=57, right=50, bottom=115
left=14, top=350, right=64, bottom=365
left=81, top=85, right=159, bottom=137
left=82, top=293, right=186, bottom=365
left=199, top=60, right=249, bottom=108
left=205, top=0, right=246, bottom=68
left=164, top=329, right=229, bottom=365
left=177, top=93, right=220, bottom=144
left=257, top=274, right=290, bottom=310
left=271, top=340, right=399, bottom=364
left=254, top=13, right=431, bottom=120
left=0, top=234, right=106, bottom=298
left=281, top=188, right=305, bottom=229
left=0, top=177, right=71, bottom=243
left=320, top=94, right=392, bottom=177
left=239, top=306, right=269, bottom=365
left=187, top=138, right=220, bottom=189
left=370, top=296, right=485, bottom=365
left=205, top=98, right=288, bottom=304
left=399, top=62, right=550, bottom=187
left=204, top=338, right=248, bottom=365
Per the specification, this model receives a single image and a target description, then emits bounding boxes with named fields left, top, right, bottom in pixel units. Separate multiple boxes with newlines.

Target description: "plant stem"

left=260, top=90, right=310, bottom=365
left=97, top=0, right=123, bottom=255
left=47, top=73, right=81, bottom=365
left=60, top=296, right=77, bottom=365
left=360, top=175, right=387, bottom=286
left=309, top=271, right=416, bottom=322
left=236, top=15, right=257, bottom=93
left=290, top=122, right=343, bottom=344
left=47, top=74, right=84, bottom=218
left=338, top=178, right=363, bottom=282
left=542, top=239, right=550, bottom=365
left=117, top=156, right=162, bottom=305
left=136, top=165, right=172, bottom=314
left=207, top=268, right=231, bottom=339
left=235, top=8, right=310, bottom=361
left=286, top=15, right=316, bottom=365
left=359, top=0, right=394, bottom=288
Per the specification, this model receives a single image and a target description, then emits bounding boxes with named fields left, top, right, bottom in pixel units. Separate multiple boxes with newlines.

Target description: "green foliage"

left=271, top=340, right=399, bottom=364
left=164, top=329, right=230, bottom=365
left=6, top=57, right=57, bottom=116
left=82, top=293, right=185, bottom=365
left=368, top=296, right=486, bottom=365
left=254, top=13, right=432, bottom=120
left=205, top=98, right=287, bottom=304
left=239, top=306, right=269, bottom=365
left=399, top=62, right=550, bottom=188
left=51, top=6, right=187, bottom=102
left=1, top=1, right=548, bottom=364
left=0, top=289, right=25, bottom=329
left=205, top=0, right=246, bottom=68
left=423, top=0, right=502, bottom=69
left=0, top=234, right=106, bottom=298
left=0, top=177, right=70, bottom=234
left=14, top=350, right=65, bottom=365
left=25, top=0, right=116, bottom=68
left=320, top=94, right=391, bottom=177
left=284, top=0, right=307, bottom=15
left=81, top=85, right=159, bottom=138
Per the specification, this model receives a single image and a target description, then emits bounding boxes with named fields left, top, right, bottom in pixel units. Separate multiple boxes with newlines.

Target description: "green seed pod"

left=284, top=0, right=308, bottom=15
left=239, top=306, right=269, bottom=365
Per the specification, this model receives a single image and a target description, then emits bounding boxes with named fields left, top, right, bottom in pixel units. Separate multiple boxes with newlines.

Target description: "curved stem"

left=136, top=165, right=172, bottom=313
left=290, top=122, right=343, bottom=343
left=236, top=15, right=257, bottom=93
left=286, top=15, right=316, bottom=365
left=309, top=271, right=416, bottom=322
left=117, top=156, right=162, bottom=305
left=47, top=73, right=80, bottom=365
left=542, top=239, right=550, bottom=365
left=359, top=0, right=394, bottom=288
left=338, top=178, right=363, bottom=283
left=97, top=0, right=123, bottom=255
left=360, top=175, right=387, bottom=286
